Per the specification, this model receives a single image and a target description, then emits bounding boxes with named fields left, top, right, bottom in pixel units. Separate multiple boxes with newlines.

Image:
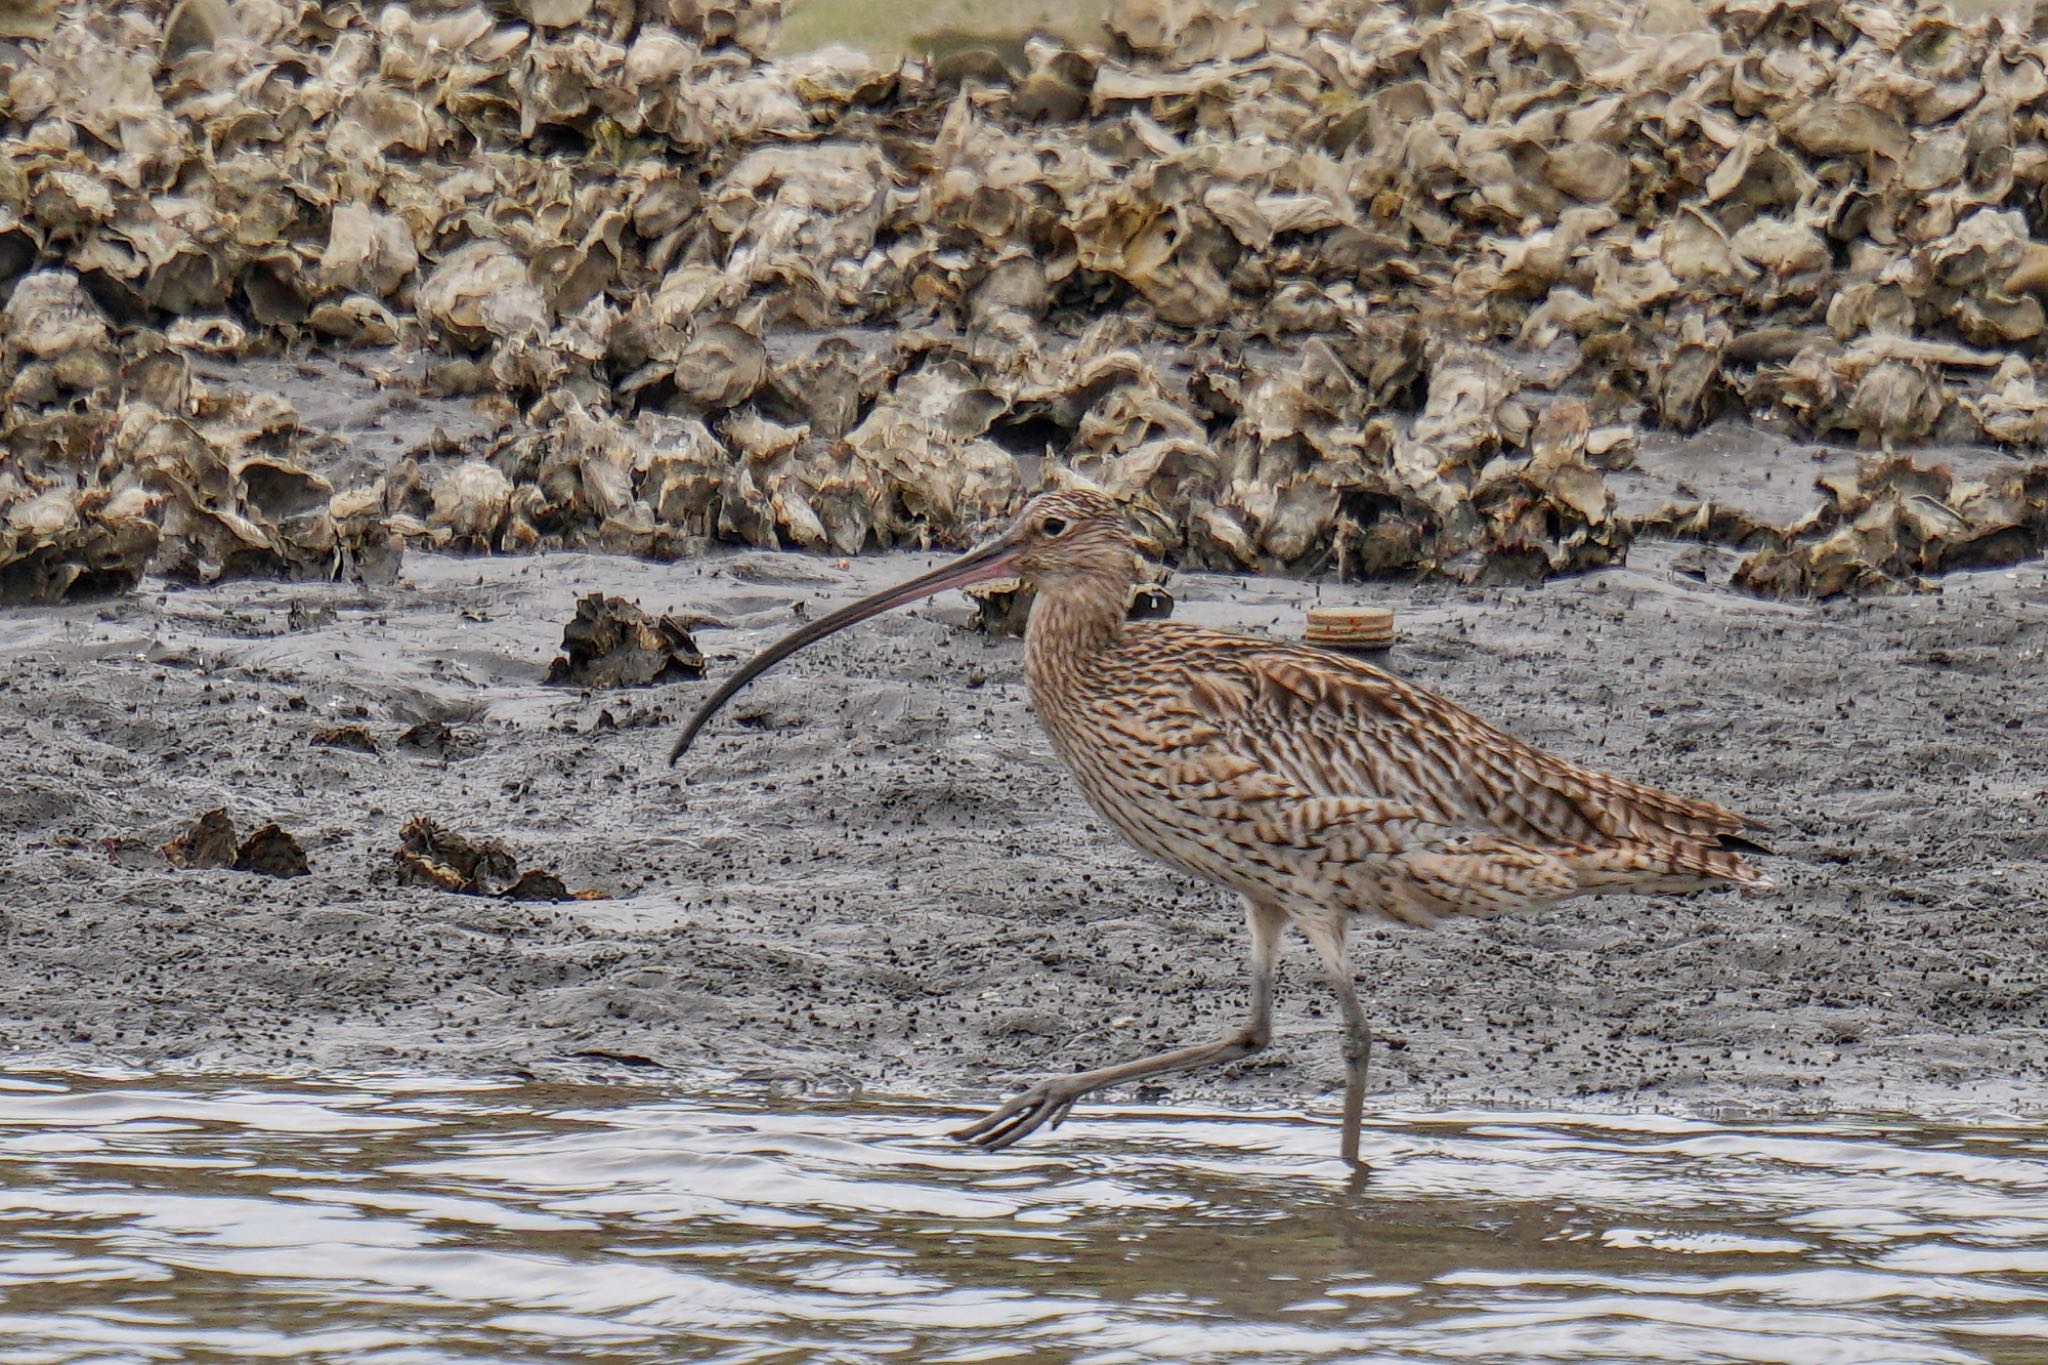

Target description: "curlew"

left=669, top=488, right=1773, bottom=1163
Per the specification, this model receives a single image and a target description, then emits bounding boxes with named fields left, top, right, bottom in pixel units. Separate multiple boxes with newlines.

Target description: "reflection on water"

left=1, top=1075, right=2045, bottom=1364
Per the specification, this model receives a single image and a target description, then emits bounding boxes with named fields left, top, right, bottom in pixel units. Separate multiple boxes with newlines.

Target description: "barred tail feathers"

left=1566, top=838, right=1776, bottom=897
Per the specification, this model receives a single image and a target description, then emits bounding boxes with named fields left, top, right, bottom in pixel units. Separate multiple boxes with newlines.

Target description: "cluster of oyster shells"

left=5, top=0, right=2048, bottom=603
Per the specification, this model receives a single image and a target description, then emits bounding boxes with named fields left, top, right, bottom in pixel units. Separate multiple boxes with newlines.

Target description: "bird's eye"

left=1041, top=516, right=1068, bottom=537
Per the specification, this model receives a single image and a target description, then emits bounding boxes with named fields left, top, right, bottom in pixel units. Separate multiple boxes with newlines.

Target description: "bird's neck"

left=1023, top=573, right=1126, bottom=699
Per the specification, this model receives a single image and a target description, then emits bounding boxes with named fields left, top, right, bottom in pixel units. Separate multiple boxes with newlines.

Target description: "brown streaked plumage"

left=670, top=487, right=1773, bottom=1164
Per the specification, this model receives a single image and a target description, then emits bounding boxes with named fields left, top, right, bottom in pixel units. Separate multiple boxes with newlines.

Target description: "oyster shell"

left=546, top=592, right=705, bottom=687
left=6, top=0, right=2048, bottom=603
left=416, top=240, right=549, bottom=348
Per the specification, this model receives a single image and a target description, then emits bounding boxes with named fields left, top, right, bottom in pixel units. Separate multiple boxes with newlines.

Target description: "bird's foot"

left=949, top=1078, right=1087, bottom=1151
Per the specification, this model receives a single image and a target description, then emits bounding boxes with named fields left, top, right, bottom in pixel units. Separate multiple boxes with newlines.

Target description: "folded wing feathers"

left=1163, top=633, right=1769, bottom=889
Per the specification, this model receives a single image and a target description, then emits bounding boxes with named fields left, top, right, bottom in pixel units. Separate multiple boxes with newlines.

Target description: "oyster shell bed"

left=6, top=0, right=2048, bottom=604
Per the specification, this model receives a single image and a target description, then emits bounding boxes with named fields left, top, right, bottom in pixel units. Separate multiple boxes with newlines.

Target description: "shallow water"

left=1, top=1076, right=2044, bottom=1364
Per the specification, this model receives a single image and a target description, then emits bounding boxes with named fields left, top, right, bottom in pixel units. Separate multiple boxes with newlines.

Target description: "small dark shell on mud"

left=546, top=591, right=707, bottom=686
left=395, top=815, right=590, bottom=900
left=234, top=824, right=312, bottom=879
left=160, top=806, right=239, bottom=870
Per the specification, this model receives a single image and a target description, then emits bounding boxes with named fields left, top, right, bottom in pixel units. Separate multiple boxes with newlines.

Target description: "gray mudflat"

left=4, top=542, right=2045, bottom=1119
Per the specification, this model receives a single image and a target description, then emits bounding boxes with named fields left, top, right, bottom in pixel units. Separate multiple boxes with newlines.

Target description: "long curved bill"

left=668, top=525, right=1027, bottom=765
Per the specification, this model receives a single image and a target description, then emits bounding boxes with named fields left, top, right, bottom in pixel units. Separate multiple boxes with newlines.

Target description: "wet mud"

left=5, top=492, right=2046, bottom=1120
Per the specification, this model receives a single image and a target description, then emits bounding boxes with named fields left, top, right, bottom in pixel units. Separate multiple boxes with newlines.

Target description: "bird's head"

left=667, top=486, right=1136, bottom=765
left=1010, top=487, right=1137, bottom=592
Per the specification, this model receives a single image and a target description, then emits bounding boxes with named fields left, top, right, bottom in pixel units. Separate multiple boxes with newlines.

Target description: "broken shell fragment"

left=166, top=316, right=248, bottom=355
left=308, top=295, right=402, bottom=347
left=416, top=241, right=548, bottom=347
left=671, top=321, right=768, bottom=413
left=546, top=592, right=706, bottom=686
left=318, top=201, right=420, bottom=298
left=161, top=807, right=239, bottom=870
left=235, top=824, right=311, bottom=878
left=161, top=807, right=310, bottom=877
left=0, top=487, right=160, bottom=604
left=1732, top=453, right=2048, bottom=598
left=4, top=269, right=109, bottom=361
left=428, top=461, right=514, bottom=550
left=395, top=816, right=587, bottom=900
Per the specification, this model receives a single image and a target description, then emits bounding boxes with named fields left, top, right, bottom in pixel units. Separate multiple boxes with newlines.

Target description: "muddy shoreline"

left=5, top=526, right=2046, bottom=1123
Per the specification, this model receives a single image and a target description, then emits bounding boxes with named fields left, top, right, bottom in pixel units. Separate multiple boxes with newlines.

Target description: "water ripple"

left=0, top=1076, right=2041, bottom=1363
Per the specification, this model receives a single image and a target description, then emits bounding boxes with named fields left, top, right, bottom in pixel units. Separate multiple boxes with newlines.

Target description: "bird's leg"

left=952, top=899, right=1287, bottom=1152
left=1304, top=919, right=1371, bottom=1167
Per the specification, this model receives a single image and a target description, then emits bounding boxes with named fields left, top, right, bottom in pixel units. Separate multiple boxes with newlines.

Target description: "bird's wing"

left=1148, top=630, right=1756, bottom=851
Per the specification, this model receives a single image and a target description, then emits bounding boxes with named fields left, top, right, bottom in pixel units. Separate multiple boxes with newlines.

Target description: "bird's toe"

left=949, top=1080, right=1084, bottom=1151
